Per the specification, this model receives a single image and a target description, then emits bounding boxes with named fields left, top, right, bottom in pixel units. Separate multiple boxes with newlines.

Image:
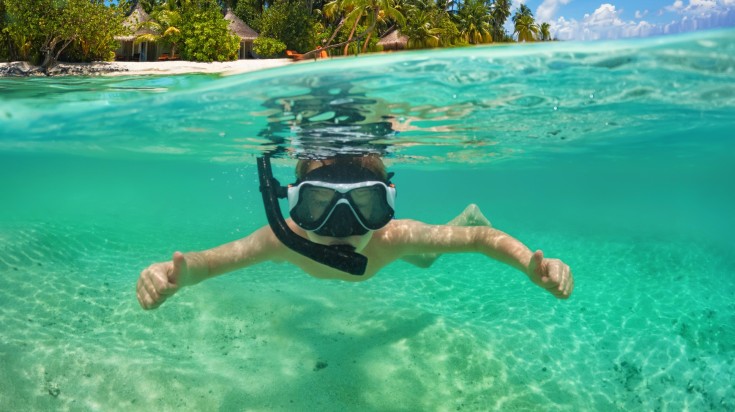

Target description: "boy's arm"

left=388, top=220, right=573, bottom=299
left=136, top=225, right=282, bottom=310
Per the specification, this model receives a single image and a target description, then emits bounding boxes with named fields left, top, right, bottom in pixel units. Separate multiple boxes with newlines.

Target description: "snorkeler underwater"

left=2, top=28, right=734, bottom=410
left=136, top=83, right=573, bottom=308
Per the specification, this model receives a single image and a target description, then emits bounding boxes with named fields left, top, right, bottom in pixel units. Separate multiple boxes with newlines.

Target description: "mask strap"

left=257, top=155, right=368, bottom=276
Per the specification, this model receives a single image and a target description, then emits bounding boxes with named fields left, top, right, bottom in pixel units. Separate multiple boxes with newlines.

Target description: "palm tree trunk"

left=361, top=31, right=372, bottom=53
left=343, top=16, right=362, bottom=56
left=360, top=8, right=380, bottom=53
left=325, top=18, right=345, bottom=48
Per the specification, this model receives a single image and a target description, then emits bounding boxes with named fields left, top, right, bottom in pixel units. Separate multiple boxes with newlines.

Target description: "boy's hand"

left=527, top=250, right=574, bottom=299
left=137, top=252, right=189, bottom=310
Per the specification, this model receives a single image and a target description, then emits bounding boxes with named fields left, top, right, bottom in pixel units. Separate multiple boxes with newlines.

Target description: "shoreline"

left=0, top=59, right=293, bottom=77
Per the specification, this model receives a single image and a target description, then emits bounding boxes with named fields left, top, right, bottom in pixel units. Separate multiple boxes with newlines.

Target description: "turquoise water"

left=1, top=29, right=735, bottom=410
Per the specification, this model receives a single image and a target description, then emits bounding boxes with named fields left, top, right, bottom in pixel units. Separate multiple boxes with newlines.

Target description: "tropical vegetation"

left=0, top=0, right=556, bottom=67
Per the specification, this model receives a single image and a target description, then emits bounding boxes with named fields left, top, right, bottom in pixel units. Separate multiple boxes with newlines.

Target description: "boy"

left=137, top=155, right=573, bottom=310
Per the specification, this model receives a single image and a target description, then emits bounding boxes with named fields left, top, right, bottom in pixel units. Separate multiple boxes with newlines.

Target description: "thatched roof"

left=377, top=28, right=408, bottom=50
left=224, top=9, right=259, bottom=41
left=116, top=2, right=155, bottom=41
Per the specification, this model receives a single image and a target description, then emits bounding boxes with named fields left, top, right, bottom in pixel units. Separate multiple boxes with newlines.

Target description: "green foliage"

left=0, top=0, right=10, bottom=61
left=434, top=11, right=464, bottom=47
left=490, top=0, right=511, bottom=42
left=514, top=14, right=539, bottom=42
left=234, top=0, right=262, bottom=32
left=402, top=7, right=440, bottom=49
left=324, top=0, right=403, bottom=55
left=344, top=23, right=379, bottom=53
left=401, top=4, right=463, bottom=49
left=256, top=0, right=319, bottom=52
left=252, top=36, right=286, bottom=57
left=512, top=3, right=533, bottom=24
left=180, top=0, right=240, bottom=62
left=64, top=3, right=124, bottom=62
left=456, top=0, right=491, bottom=44
left=4, top=0, right=125, bottom=67
left=540, top=22, right=551, bottom=41
left=0, top=0, right=555, bottom=67
left=137, top=9, right=183, bottom=56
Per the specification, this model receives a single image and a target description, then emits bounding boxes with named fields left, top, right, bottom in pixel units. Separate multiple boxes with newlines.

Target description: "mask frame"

left=257, top=155, right=368, bottom=276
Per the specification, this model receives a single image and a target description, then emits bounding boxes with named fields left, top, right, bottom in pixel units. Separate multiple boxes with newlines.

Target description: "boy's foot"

left=448, top=204, right=491, bottom=227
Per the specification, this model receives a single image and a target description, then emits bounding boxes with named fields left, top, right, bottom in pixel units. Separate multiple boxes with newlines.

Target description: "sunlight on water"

left=1, top=29, right=734, bottom=410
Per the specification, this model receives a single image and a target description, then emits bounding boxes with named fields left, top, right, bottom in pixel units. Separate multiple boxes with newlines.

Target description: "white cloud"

left=536, top=0, right=572, bottom=22
left=662, top=0, right=735, bottom=33
left=666, top=0, right=685, bottom=12
left=551, top=0, right=735, bottom=40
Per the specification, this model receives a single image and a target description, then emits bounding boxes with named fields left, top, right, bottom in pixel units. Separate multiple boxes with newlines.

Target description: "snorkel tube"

left=257, top=155, right=368, bottom=276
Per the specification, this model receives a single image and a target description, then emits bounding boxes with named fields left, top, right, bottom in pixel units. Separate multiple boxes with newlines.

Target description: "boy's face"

left=290, top=158, right=395, bottom=239
left=305, top=230, right=374, bottom=252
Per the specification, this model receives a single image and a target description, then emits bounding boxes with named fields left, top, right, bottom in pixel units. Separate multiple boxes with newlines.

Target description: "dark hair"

left=295, top=154, right=388, bottom=181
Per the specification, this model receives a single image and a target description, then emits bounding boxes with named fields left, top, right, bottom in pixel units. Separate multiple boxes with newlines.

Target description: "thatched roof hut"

left=116, top=2, right=155, bottom=42
left=377, top=28, right=408, bottom=51
left=114, top=2, right=158, bottom=61
left=225, top=9, right=259, bottom=41
left=224, top=8, right=259, bottom=59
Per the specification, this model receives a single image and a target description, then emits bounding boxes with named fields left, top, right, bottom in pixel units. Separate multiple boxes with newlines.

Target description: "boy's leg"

left=401, top=204, right=491, bottom=268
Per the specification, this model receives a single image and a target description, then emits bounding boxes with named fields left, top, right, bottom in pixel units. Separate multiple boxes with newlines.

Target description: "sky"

left=514, top=0, right=735, bottom=40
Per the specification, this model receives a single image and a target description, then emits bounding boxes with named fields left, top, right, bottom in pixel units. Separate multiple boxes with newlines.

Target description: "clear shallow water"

left=1, top=29, right=735, bottom=410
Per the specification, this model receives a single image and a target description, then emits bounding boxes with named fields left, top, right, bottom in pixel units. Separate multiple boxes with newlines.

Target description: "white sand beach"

left=110, top=58, right=293, bottom=76
left=0, top=58, right=293, bottom=77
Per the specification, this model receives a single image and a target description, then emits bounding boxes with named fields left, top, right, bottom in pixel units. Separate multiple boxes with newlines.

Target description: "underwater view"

left=1, top=28, right=735, bottom=411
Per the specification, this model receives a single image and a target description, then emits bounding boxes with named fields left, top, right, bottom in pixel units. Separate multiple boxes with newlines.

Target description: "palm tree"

left=514, top=14, right=538, bottom=42
left=135, top=9, right=183, bottom=57
left=512, top=3, right=532, bottom=24
left=403, top=6, right=439, bottom=49
left=456, top=0, right=491, bottom=44
left=323, top=0, right=363, bottom=54
left=490, top=0, right=510, bottom=41
left=360, top=0, right=405, bottom=52
left=540, top=22, right=551, bottom=41
left=340, top=0, right=368, bottom=55
left=324, top=0, right=403, bottom=55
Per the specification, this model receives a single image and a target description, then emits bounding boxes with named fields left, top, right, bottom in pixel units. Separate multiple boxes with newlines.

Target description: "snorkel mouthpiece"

left=257, top=156, right=368, bottom=276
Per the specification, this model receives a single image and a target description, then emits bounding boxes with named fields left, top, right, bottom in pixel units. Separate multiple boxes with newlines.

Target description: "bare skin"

left=401, top=203, right=491, bottom=268
left=137, top=204, right=574, bottom=310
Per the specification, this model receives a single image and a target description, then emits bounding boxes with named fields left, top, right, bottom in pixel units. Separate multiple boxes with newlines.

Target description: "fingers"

left=541, top=259, right=573, bottom=300
left=136, top=262, right=176, bottom=310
